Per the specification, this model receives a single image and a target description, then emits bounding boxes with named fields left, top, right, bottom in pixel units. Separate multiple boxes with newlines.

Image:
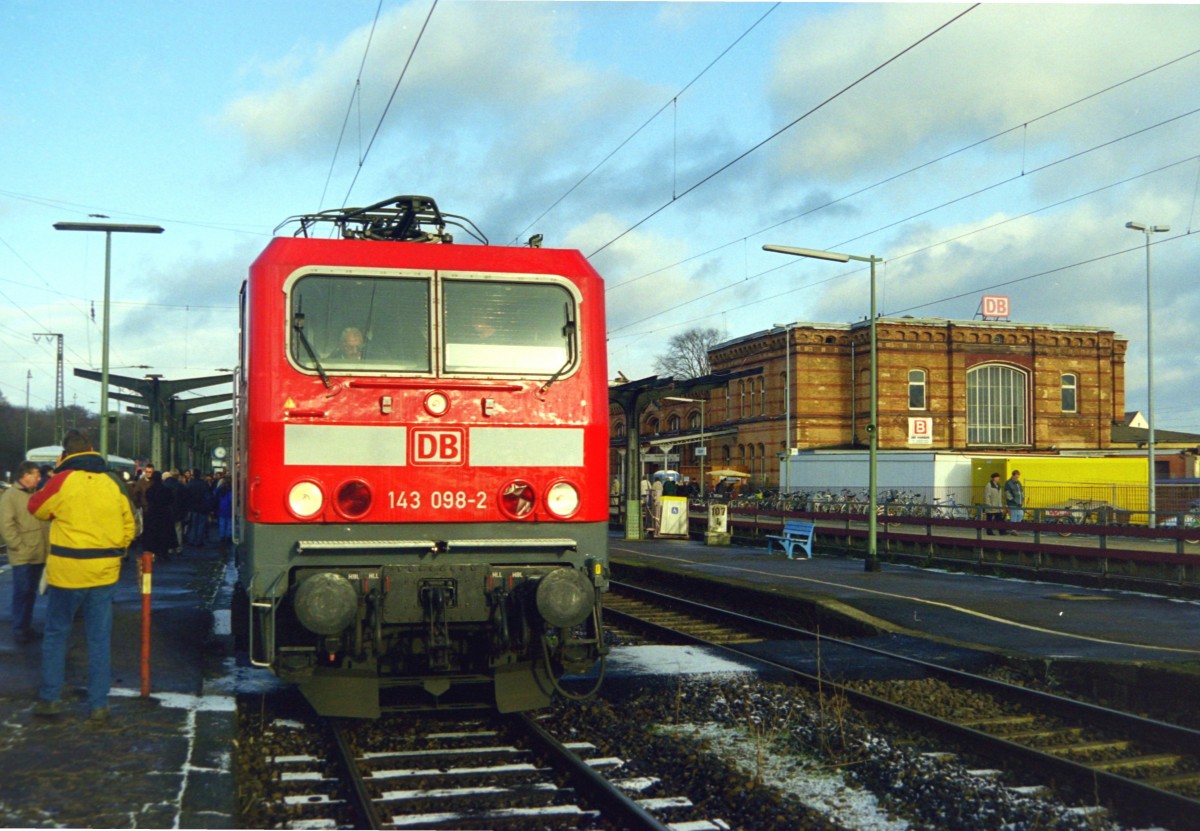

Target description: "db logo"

left=411, top=428, right=465, bottom=465
left=982, top=295, right=1010, bottom=317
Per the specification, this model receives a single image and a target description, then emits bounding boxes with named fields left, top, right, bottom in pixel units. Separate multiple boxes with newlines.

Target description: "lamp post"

left=54, top=221, right=164, bottom=459
left=664, top=396, right=706, bottom=496
left=773, top=322, right=796, bottom=493
left=765, top=244, right=882, bottom=572
left=1125, top=221, right=1169, bottom=528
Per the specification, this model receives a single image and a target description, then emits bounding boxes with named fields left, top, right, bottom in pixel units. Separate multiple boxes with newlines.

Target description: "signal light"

left=335, top=480, right=372, bottom=518
left=287, top=481, right=324, bottom=518
left=500, top=480, right=536, bottom=519
left=545, top=481, right=580, bottom=519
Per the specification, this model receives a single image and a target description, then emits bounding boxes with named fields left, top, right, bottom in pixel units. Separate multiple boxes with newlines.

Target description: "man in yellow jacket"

left=27, top=430, right=136, bottom=722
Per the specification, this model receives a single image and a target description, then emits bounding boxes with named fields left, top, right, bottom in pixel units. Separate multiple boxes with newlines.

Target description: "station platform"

left=609, top=534, right=1200, bottom=680
left=0, top=540, right=258, bottom=829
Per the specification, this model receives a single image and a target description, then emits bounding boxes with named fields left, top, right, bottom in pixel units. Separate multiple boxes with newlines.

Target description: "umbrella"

left=707, top=469, right=750, bottom=478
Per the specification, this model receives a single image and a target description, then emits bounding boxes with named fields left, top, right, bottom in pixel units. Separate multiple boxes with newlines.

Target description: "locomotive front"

left=232, top=197, right=609, bottom=717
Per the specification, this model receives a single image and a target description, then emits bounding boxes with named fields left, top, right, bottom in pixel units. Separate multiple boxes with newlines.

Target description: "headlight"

left=545, top=481, right=580, bottom=519
left=287, top=481, right=324, bottom=518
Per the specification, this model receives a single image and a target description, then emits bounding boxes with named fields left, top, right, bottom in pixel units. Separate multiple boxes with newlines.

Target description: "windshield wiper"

left=293, top=311, right=331, bottom=388
left=539, top=303, right=577, bottom=395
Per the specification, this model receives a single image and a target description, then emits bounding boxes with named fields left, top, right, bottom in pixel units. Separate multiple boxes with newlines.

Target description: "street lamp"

left=773, top=322, right=797, bottom=493
left=1125, top=221, right=1169, bottom=528
left=54, top=221, right=164, bottom=460
left=764, top=244, right=882, bottom=572
left=664, top=396, right=706, bottom=497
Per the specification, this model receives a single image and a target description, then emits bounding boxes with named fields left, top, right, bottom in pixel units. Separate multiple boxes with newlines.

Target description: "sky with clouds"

left=2, top=1, right=1198, bottom=442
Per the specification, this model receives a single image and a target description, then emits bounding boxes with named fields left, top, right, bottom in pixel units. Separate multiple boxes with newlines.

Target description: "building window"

left=966, top=364, right=1028, bottom=445
left=908, top=369, right=927, bottom=410
left=758, top=378, right=767, bottom=416
left=738, top=381, right=746, bottom=418
left=668, top=414, right=681, bottom=432
left=688, top=411, right=701, bottom=430
left=1061, top=373, right=1078, bottom=413
left=615, top=420, right=626, bottom=438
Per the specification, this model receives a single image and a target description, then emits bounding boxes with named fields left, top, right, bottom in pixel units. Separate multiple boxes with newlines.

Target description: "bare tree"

left=653, top=327, right=722, bottom=379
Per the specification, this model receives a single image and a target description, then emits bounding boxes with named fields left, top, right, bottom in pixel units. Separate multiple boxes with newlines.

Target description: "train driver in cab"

left=328, top=326, right=365, bottom=362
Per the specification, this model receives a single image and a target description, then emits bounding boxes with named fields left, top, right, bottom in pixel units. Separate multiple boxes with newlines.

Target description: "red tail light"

left=335, top=480, right=372, bottom=518
left=500, top=480, right=536, bottom=519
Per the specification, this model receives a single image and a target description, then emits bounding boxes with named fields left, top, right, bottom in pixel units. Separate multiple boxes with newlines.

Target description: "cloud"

left=219, top=4, right=641, bottom=164
left=766, top=5, right=1200, bottom=182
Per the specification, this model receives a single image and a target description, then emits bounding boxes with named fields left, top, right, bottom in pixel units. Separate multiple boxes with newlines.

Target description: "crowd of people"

left=0, top=429, right=231, bottom=724
left=126, top=462, right=233, bottom=558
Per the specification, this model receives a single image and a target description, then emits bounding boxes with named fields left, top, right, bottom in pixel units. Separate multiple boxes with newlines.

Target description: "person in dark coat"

left=141, top=471, right=178, bottom=560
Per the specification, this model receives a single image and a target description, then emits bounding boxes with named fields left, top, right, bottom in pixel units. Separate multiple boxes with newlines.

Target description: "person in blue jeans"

left=27, top=430, right=136, bottom=723
left=1004, top=470, right=1025, bottom=534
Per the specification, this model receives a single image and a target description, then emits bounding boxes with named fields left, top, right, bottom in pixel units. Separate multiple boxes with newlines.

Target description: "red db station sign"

left=982, top=295, right=1010, bottom=319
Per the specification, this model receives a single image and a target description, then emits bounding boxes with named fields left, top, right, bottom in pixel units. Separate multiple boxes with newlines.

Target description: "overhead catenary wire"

left=587, top=3, right=982, bottom=260
left=609, top=145, right=1199, bottom=339
left=605, top=44, right=1200, bottom=296
left=509, top=3, right=782, bottom=245
left=318, top=0, right=387, bottom=210
left=605, top=107, right=1200, bottom=339
left=340, top=0, right=439, bottom=208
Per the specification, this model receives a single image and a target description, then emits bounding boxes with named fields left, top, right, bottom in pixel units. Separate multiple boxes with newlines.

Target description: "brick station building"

left=616, top=317, right=1129, bottom=490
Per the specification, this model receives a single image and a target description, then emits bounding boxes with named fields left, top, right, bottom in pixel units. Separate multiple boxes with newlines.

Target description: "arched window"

left=1061, top=373, right=1078, bottom=413
left=738, top=381, right=746, bottom=418
left=688, top=411, right=701, bottom=430
left=614, top=420, right=626, bottom=438
left=668, top=414, right=681, bottom=432
left=908, top=369, right=927, bottom=410
left=645, top=416, right=660, bottom=435
left=967, top=364, right=1028, bottom=445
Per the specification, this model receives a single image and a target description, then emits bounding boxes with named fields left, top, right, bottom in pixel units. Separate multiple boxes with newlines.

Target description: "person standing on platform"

left=649, top=477, right=664, bottom=536
left=1004, top=470, right=1025, bottom=535
left=1, top=462, right=51, bottom=644
left=141, top=470, right=179, bottom=562
left=27, top=430, right=136, bottom=723
left=983, top=472, right=1007, bottom=535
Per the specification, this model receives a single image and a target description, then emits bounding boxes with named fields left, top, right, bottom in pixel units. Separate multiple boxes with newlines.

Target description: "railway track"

left=605, top=580, right=1200, bottom=829
left=258, top=708, right=732, bottom=830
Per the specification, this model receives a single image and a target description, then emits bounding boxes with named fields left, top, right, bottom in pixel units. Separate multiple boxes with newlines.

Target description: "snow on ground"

left=661, top=722, right=910, bottom=831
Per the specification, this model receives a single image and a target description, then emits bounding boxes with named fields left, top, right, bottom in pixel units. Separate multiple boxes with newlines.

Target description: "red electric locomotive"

left=232, top=196, right=609, bottom=717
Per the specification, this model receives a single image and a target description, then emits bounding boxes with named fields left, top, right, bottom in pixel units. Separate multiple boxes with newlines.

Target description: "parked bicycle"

left=1043, top=499, right=1114, bottom=536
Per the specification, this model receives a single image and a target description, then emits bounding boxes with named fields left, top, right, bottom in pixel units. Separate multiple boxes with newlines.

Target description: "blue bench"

left=766, top=520, right=815, bottom=560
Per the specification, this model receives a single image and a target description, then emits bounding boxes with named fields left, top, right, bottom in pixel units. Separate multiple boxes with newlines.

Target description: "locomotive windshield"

left=291, top=274, right=432, bottom=372
left=442, top=280, right=573, bottom=375
left=288, top=272, right=576, bottom=377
